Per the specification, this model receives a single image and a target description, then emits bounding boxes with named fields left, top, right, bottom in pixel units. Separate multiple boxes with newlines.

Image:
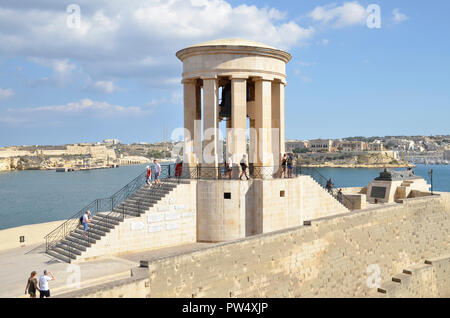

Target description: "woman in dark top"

left=281, top=153, right=287, bottom=178
left=25, top=271, right=38, bottom=298
left=239, top=154, right=249, bottom=180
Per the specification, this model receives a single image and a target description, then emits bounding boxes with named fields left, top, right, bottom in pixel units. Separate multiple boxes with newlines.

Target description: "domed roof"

left=187, top=38, right=277, bottom=50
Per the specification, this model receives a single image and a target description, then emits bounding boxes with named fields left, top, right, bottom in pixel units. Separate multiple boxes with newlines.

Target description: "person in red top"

left=146, top=166, right=152, bottom=184
left=175, top=157, right=183, bottom=177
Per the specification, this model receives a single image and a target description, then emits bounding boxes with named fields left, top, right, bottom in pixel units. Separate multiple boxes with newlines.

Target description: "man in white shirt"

left=39, top=270, right=55, bottom=298
left=82, top=210, right=91, bottom=237
left=153, top=160, right=161, bottom=185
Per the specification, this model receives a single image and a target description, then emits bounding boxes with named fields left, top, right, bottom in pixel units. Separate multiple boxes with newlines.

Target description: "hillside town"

left=286, top=135, right=450, bottom=167
left=0, top=139, right=173, bottom=172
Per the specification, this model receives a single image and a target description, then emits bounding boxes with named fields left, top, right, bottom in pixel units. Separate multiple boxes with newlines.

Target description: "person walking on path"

left=81, top=210, right=91, bottom=237
left=281, top=153, right=287, bottom=178
left=153, top=160, right=161, bottom=186
left=146, top=166, right=152, bottom=185
left=38, top=270, right=55, bottom=298
left=239, top=154, right=249, bottom=180
left=25, top=271, right=39, bottom=298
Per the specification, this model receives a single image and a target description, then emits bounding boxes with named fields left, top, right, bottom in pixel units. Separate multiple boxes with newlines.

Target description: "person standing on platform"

left=154, top=160, right=161, bottom=186
left=287, top=154, right=294, bottom=178
left=281, top=153, right=287, bottom=178
left=240, top=154, right=249, bottom=180
left=226, top=155, right=233, bottom=179
left=146, top=166, right=152, bottom=185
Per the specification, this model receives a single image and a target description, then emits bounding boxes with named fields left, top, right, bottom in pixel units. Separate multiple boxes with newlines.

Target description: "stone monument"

left=366, top=168, right=431, bottom=203
left=176, top=39, right=291, bottom=173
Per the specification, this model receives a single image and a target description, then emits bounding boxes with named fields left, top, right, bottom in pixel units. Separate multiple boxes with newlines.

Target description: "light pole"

left=428, top=168, right=433, bottom=195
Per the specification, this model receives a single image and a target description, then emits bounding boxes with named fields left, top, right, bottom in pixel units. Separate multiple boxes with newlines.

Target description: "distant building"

left=285, top=140, right=309, bottom=152
left=368, top=140, right=384, bottom=151
left=309, top=139, right=333, bottom=152
left=337, top=141, right=368, bottom=152
left=104, top=139, right=120, bottom=145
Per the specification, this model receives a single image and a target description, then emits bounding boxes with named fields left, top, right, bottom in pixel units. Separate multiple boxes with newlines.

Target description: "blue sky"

left=0, top=0, right=449, bottom=146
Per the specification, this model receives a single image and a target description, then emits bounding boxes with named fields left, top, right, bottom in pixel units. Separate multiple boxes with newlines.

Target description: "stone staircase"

left=46, top=179, right=186, bottom=263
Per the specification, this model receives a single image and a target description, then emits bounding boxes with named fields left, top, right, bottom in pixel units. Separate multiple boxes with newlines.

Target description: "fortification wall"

left=61, top=194, right=450, bottom=298
left=377, top=255, right=450, bottom=297
left=144, top=194, right=449, bottom=297
left=77, top=181, right=198, bottom=262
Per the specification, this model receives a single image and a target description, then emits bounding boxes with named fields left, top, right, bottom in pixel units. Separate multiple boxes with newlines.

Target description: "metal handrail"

left=45, top=170, right=148, bottom=252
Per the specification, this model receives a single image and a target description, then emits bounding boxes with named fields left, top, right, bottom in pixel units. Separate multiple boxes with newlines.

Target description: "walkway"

left=1, top=242, right=215, bottom=298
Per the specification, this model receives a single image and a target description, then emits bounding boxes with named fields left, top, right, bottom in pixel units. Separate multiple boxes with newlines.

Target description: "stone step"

left=74, top=228, right=103, bottom=240
left=69, top=232, right=97, bottom=244
left=111, top=208, right=141, bottom=217
left=87, top=222, right=112, bottom=233
left=165, top=179, right=190, bottom=184
left=119, top=202, right=154, bottom=210
left=51, top=247, right=79, bottom=259
left=126, top=200, right=159, bottom=207
left=47, top=250, right=72, bottom=263
left=63, top=236, right=91, bottom=248
left=56, top=241, right=86, bottom=253
left=119, top=200, right=155, bottom=208
left=132, top=192, right=168, bottom=199
left=91, top=215, right=120, bottom=226
left=94, top=214, right=123, bottom=224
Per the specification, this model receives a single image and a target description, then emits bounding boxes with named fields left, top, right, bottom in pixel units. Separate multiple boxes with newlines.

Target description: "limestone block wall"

left=142, top=195, right=449, bottom=297
left=197, top=180, right=248, bottom=242
left=258, top=178, right=300, bottom=234
left=196, top=177, right=349, bottom=242
left=378, top=255, right=450, bottom=297
left=76, top=181, right=198, bottom=262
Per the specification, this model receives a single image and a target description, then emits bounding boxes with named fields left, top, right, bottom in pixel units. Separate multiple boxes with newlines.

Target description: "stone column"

left=254, top=78, right=273, bottom=168
left=230, top=77, right=248, bottom=168
left=202, top=78, right=219, bottom=171
left=271, top=81, right=285, bottom=167
left=183, top=80, right=197, bottom=166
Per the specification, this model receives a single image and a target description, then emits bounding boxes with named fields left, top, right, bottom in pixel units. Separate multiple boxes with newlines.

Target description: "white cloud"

left=309, top=2, right=367, bottom=28
left=93, top=81, right=118, bottom=93
left=0, top=88, right=14, bottom=98
left=7, top=98, right=150, bottom=117
left=0, top=0, right=314, bottom=88
left=28, top=58, right=76, bottom=84
left=392, top=9, right=408, bottom=24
